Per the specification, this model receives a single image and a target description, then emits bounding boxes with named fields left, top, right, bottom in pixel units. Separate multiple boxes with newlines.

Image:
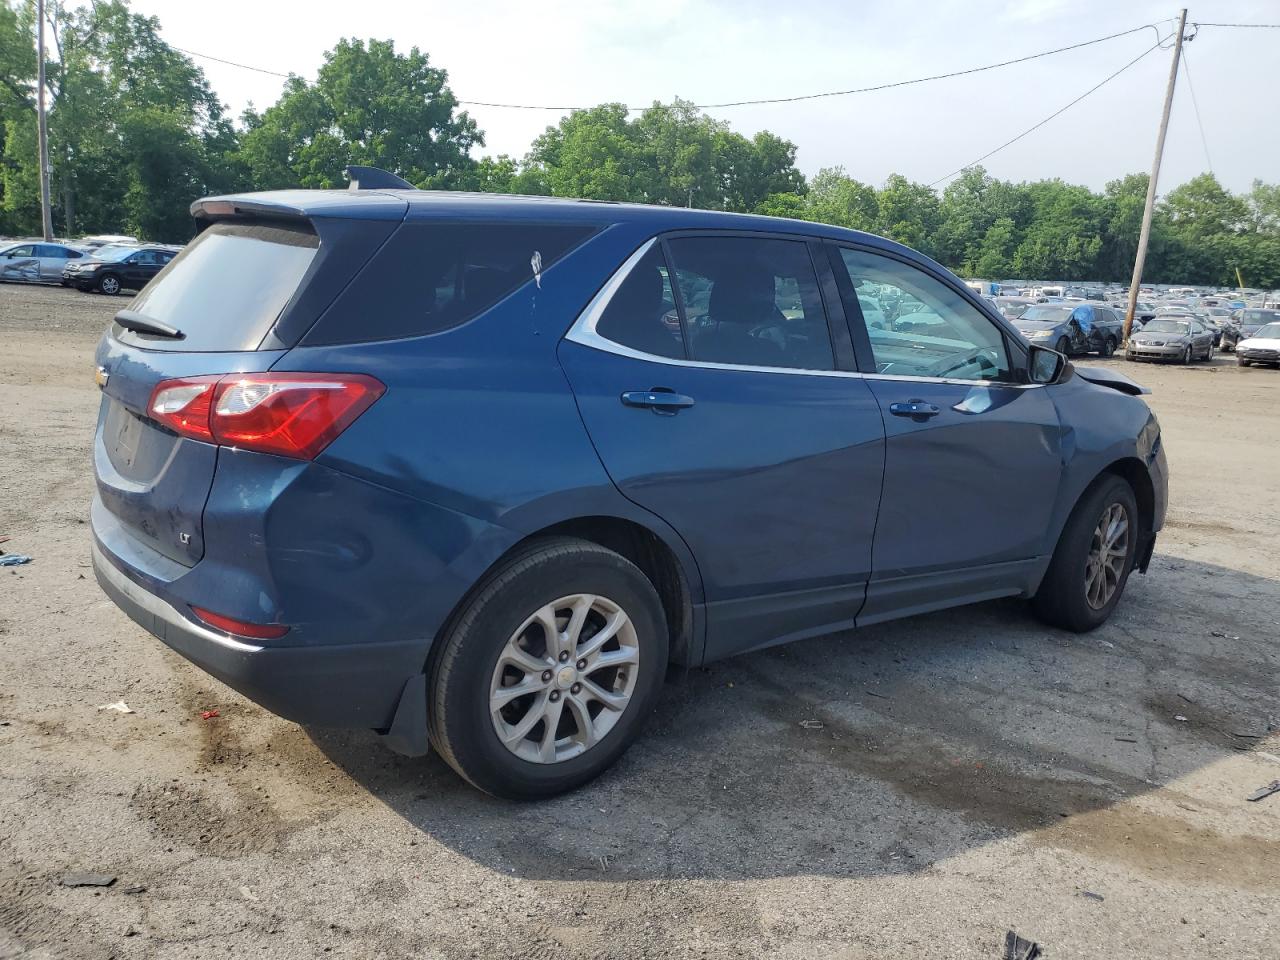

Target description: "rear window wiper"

left=114, top=309, right=184, bottom=339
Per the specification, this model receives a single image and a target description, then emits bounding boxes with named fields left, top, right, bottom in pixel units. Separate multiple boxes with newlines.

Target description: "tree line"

left=3, top=1, right=1278, bottom=287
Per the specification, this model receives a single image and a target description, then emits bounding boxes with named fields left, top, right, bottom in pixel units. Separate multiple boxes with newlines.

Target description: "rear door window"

left=123, top=222, right=319, bottom=351
left=665, top=236, right=834, bottom=371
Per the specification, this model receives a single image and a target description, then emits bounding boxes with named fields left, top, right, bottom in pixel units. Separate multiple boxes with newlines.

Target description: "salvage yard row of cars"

left=979, top=280, right=1280, bottom=368
left=0, top=233, right=180, bottom=294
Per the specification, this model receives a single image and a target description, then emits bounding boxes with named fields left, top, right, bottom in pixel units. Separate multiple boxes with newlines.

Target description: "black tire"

left=1101, top=336, right=1116, bottom=358
left=97, top=273, right=122, bottom=295
left=1238, top=356, right=1250, bottom=367
left=1032, top=474, right=1139, bottom=633
left=1055, top=337, right=1071, bottom=356
left=428, top=536, right=669, bottom=799
left=1180, top=345, right=1192, bottom=365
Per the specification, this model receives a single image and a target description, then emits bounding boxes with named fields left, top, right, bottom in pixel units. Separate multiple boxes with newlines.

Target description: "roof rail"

left=346, top=165, right=417, bottom=191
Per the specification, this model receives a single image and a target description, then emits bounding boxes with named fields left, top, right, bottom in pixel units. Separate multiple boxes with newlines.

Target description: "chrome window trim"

left=563, top=236, right=1043, bottom=390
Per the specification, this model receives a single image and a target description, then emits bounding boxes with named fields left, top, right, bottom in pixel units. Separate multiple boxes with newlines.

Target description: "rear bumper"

left=92, top=538, right=426, bottom=730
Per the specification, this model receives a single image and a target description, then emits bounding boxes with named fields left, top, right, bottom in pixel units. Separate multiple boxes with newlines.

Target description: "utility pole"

left=1123, top=7, right=1188, bottom=342
left=35, top=0, right=53, bottom=241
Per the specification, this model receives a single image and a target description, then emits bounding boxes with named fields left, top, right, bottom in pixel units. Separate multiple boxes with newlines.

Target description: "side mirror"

left=1028, top=343, right=1066, bottom=384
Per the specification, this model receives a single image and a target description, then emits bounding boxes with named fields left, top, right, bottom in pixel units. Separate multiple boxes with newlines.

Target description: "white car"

left=1235, top=322, right=1280, bottom=367
left=0, top=241, right=87, bottom=283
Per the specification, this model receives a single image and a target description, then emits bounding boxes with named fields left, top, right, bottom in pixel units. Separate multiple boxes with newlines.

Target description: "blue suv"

left=92, top=180, right=1167, bottom=798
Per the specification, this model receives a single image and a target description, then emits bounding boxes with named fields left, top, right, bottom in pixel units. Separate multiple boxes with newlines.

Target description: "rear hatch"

left=93, top=196, right=406, bottom=569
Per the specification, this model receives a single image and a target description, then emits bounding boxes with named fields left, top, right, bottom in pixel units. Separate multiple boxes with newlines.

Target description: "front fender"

left=1042, top=370, right=1167, bottom=558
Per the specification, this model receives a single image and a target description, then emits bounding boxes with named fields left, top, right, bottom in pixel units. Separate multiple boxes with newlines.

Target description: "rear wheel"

left=1032, top=475, right=1138, bottom=633
left=1205, top=342, right=1215, bottom=361
left=1102, top=336, right=1117, bottom=357
left=97, top=273, right=121, bottom=295
left=428, top=537, right=669, bottom=799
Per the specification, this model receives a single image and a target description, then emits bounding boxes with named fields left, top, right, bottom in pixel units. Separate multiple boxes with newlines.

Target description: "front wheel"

left=1238, top=356, right=1251, bottom=367
left=429, top=537, right=669, bottom=799
left=1181, top=345, right=1192, bottom=365
left=1032, top=475, right=1139, bottom=632
left=97, top=273, right=121, bottom=295
left=1055, top=337, right=1071, bottom=356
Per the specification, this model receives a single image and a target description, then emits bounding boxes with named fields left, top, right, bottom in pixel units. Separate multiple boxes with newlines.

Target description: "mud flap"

left=378, top=674, right=430, bottom=757
left=1136, top=532, right=1157, bottom=574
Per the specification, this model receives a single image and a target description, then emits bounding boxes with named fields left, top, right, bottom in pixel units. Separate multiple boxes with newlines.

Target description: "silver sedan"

left=1125, top=317, right=1215, bottom=364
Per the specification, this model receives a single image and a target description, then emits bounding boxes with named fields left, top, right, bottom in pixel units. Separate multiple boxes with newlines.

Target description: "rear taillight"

left=149, top=376, right=219, bottom=442
left=147, top=373, right=384, bottom=460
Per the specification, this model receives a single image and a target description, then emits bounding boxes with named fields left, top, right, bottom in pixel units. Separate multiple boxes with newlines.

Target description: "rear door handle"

left=889, top=400, right=940, bottom=420
left=621, top=389, right=696, bottom=413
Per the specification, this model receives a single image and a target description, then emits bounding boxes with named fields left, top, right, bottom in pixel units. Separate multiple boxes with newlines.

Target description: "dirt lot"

left=1, top=282, right=1278, bottom=959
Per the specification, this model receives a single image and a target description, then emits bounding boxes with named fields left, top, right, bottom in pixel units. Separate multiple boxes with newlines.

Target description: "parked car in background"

left=77, top=234, right=139, bottom=250
left=1235, top=322, right=1280, bottom=367
left=1012, top=303, right=1124, bottom=356
left=1106, top=301, right=1155, bottom=328
left=994, top=295, right=1034, bottom=320
left=1221, top=308, right=1280, bottom=352
left=0, top=240, right=86, bottom=283
left=1125, top=317, right=1215, bottom=363
left=63, top=244, right=176, bottom=294
left=89, top=181, right=1167, bottom=798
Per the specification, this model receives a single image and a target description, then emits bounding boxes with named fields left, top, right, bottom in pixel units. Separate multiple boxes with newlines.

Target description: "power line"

left=173, top=46, right=291, bottom=78
left=1180, top=48, right=1213, bottom=174
left=1192, top=22, right=1280, bottom=28
left=929, top=39, right=1163, bottom=188
left=175, top=23, right=1160, bottom=112
left=663, top=24, right=1157, bottom=109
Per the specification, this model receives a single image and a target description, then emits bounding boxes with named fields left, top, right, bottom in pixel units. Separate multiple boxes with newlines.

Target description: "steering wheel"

left=930, top=348, right=999, bottom=379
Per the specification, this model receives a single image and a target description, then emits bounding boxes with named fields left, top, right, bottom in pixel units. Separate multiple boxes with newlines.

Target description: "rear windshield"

left=123, top=222, right=318, bottom=351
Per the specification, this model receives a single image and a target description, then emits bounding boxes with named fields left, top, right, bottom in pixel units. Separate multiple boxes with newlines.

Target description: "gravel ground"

left=1, top=282, right=1278, bottom=959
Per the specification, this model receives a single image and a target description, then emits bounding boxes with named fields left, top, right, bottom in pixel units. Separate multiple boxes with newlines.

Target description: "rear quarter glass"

left=300, top=221, right=599, bottom=345
left=118, top=222, right=319, bottom=352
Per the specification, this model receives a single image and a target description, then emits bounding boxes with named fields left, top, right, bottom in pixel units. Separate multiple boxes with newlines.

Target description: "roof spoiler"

left=346, top=165, right=417, bottom=191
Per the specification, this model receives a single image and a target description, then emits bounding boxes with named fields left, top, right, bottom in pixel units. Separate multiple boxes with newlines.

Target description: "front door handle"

left=889, top=400, right=940, bottom=421
left=621, top=389, right=696, bottom=414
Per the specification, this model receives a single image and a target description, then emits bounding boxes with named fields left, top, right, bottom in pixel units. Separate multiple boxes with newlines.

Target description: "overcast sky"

left=121, top=0, right=1278, bottom=194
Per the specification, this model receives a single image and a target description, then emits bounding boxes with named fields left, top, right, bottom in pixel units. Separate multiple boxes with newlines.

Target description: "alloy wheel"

left=489, top=594, right=640, bottom=764
left=101, top=276, right=120, bottom=295
left=1084, top=502, right=1129, bottom=610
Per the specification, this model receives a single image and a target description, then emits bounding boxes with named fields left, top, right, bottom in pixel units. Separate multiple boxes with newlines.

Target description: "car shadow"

left=308, top=553, right=1278, bottom=882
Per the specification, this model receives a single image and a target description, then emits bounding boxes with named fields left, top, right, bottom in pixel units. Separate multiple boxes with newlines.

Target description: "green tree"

left=2, top=0, right=240, bottom=239
left=875, top=173, right=942, bottom=259
left=519, top=98, right=802, bottom=211
left=1161, top=172, right=1247, bottom=241
left=973, top=217, right=1016, bottom=277
left=239, top=38, right=481, bottom=190
left=802, top=167, right=878, bottom=230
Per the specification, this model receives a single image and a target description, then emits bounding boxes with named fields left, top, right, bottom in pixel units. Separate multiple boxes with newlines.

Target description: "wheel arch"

left=434, top=514, right=701, bottom=671
left=1104, top=457, right=1154, bottom=528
